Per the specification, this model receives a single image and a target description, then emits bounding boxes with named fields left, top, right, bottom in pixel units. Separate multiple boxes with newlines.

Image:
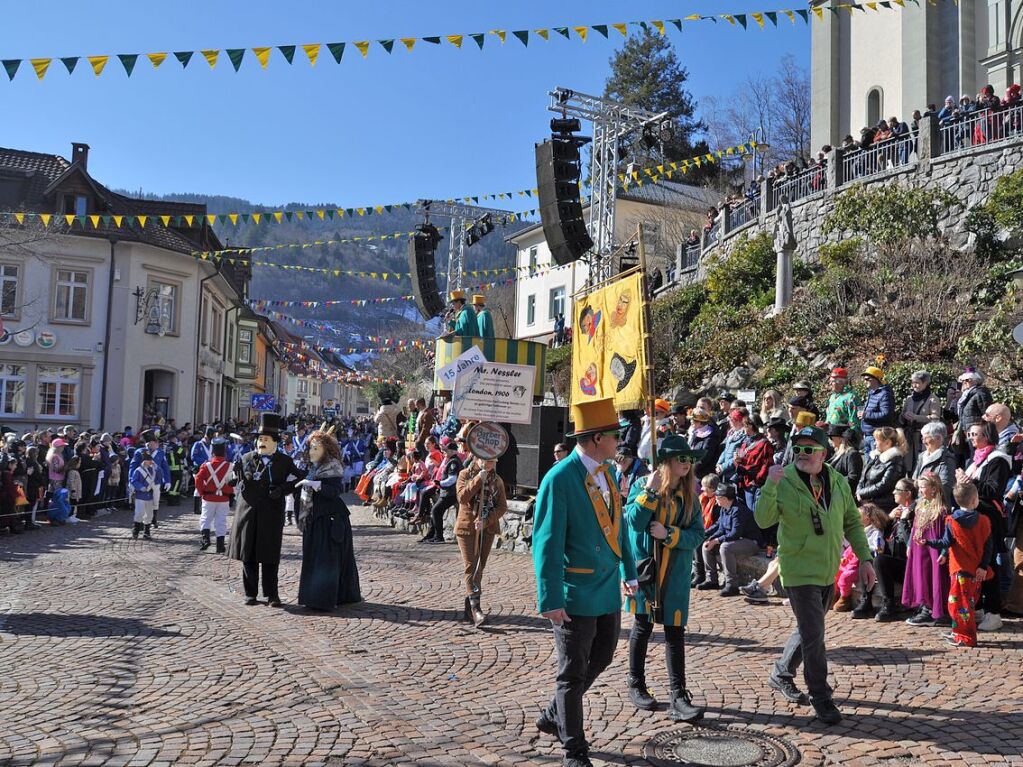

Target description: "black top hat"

left=257, top=413, right=286, bottom=439
left=139, top=429, right=158, bottom=444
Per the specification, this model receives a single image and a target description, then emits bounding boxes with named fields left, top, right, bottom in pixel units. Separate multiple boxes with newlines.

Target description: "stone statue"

left=772, top=195, right=796, bottom=313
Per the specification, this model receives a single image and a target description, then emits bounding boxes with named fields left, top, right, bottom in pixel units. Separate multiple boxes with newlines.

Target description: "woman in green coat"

left=623, top=435, right=706, bottom=723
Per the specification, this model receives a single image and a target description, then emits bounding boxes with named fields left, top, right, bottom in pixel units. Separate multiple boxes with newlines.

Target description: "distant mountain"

left=120, top=190, right=528, bottom=344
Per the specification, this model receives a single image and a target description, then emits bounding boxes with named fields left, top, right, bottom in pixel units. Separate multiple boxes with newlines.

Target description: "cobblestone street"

left=1, top=501, right=1021, bottom=767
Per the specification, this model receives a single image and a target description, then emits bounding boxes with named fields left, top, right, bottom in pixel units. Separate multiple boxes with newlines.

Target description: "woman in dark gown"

left=296, top=430, right=362, bottom=610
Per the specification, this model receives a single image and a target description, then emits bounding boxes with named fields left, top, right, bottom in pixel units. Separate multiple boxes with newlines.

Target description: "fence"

left=939, top=102, right=1023, bottom=155
left=769, top=165, right=825, bottom=208
left=728, top=197, right=758, bottom=230
left=841, top=135, right=915, bottom=183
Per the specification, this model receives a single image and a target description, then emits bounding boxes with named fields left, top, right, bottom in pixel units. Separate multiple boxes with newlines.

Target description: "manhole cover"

left=644, top=727, right=800, bottom=767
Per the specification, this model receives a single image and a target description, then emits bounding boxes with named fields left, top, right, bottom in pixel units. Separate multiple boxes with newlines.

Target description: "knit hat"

left=862, top=366, right=885, bottom=383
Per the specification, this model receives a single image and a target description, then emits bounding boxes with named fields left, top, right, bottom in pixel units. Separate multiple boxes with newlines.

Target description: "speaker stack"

left=407, top=223, right=445, bottom=321
left=508, top=405, right=569, bottom=491
left=535, top=118, right=593, bottom=266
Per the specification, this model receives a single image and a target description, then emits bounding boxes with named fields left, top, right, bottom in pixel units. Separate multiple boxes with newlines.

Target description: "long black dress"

left=298, top=473, right=362, bottom=610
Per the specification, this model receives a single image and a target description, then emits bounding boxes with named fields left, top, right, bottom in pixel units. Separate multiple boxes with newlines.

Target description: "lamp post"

left=750, top=127, right=771, bottom=181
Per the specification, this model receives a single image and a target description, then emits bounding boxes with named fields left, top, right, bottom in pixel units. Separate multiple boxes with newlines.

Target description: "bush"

left=987, top=168, right=1023, bottom=235
left=703, top=233, right=776, bottom=306
left=822, top=184, right=958, bottom=244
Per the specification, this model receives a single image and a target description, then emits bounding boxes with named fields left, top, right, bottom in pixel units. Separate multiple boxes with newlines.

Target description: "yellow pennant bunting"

left=612, top=22, right=628, bottom=36
left=206, top=215, right=216, bottom=225
left=400, top=38, right=416, bottom=51
left=65, top=215, right=75, bottom=226
left=491, top=30, right=506, bottom=43
left=40, top=214, right=51, bottom=227
left=14, top=213, right=24, bottom=225
left=201, top=50, right=219, bottom=68
left=228, top=214, right=238, bottom=225
left=354, top=41, right=371, bottom=57
left=252, top=213, right=261, bottom=224
left=30, top=58, right=51, bottom=80
left=89, top=215, right=100, bottom=228
left=112, top=215, right=123, bottom=227
left=784, top=10, right=796, bottom=22
left=446, top=34, right=463, bottom=48
left=752, top=12, right=765, bottom=27
left=252, top=47, right=272, bottom=68
left=273, top=212, right=283, bottom=223
left=160, top=215, right=171, bottom=226
left=147, top=52, right=167, bottom=69
left=574, top=26, right=588, bottom=41
left=302, top=44, right=321, bottom=65
left=137, top=215, right=147, bottom=228
left=184, top=215, right=194, bottom=227
left=536, top=29, right=549, bottom=40
left=652, top=20, right=665, bottom=35
left=813, top=6, right=825, bottom=18
left=88, top=56, right=109, bottom=76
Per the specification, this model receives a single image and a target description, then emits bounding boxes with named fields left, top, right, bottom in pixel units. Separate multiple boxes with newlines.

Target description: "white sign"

left=436, top=345, right=487, bottom=391
left=737, top=389, right=757, bottom=405
left=452, top=361, right=536, bottom=425
left=13, top=330, right=34, bottom=347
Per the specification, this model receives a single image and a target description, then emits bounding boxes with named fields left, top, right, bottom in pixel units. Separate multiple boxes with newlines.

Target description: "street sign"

left=251, top=394, right=276, bottom=411
left=466, top=422, right=510, bottom=460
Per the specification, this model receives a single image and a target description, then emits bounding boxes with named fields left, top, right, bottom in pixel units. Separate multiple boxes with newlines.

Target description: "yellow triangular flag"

left=317, top=210, right=325, bottom=220
left=228, top=214, right=238, bottom=225
left=31, top=58, right=51, bottom=80
left=374, top=206, right=383, bottom=214
left=784, top=10, right=796, bottom=22
left=40, top=213, right=52, bottom=227
left=89, top=215, right=100, bottom=228
left=685, top=14, right=701, bottom=21
left=273, top=212, right=283, bottom=223
left=252, top=213, right=261, bottom=225
left=88, top=56, right=109, bottom=76
left=400, top=38, right=416, bottom=52
left=65, top=214, right=75, bottom=226
left=752, top=12, right=765, bottom=27
left=723, top=15, right=736, bottom=25
left=184, top=215, right=194, bottom=227
left=357, top=208, right=366, bottom=216
left=355, top=41, right=371, bottom=57
left=295, top=211, right=304, bottom=220
left=652, top=20, right=665, bottom=36
left=14, top=213, right=24, bottom=225
left=158, top=215, right=170, bottom=227
left=253, top=47, right=272, bottom=68
left=136, top=215, right=147, bottom=228
left=447, top=35, right=463, bottom=48
left=536, top=29, right=549, bottom=40
left=812, top=6, right=824, bottom=18
left=112, top=215, right=123, bottom=227
left=201, top=50, right=220, bottom=68
left=893, top=0, right=905, bottom=5
left=148, top=53, right=167, bottom=69
left=574, top=26, right=588, bottom=41
left=206, top=214, right=216, bottom=225
left=612, top=23, right=628, bottom=36
left=866, top=2, right=878, bottom=9
left=491, top=30, right=506, bottom=43
left=302, top=44, right=321, bottom=65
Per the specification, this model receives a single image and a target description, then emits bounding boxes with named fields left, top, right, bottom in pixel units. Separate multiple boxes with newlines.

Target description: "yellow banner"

left=571, top=271, right=647, bottom=411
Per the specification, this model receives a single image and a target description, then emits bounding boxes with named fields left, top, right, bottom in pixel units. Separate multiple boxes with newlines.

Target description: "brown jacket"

left=414, top=407, right=436, bottom=446
left=454, top=465, right=508, bottom=536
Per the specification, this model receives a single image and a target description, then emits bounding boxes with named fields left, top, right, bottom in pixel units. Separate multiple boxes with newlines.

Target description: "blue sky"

left=0, top=1, right=808, bottom=207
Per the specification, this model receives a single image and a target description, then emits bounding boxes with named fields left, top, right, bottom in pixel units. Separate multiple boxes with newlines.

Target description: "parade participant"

left=825, top=367, right=860, bottom=432
left=287, top=422, right=311, bottom=526
left=190, top=427, right=216, bottom=515
left=455, top=454, right=508, bottom=626
left=165, top=429, right=189, bottom=506
left=130, top=451, right=158, bottom=540
left=441, top=290, right=479, bottom=339
left=228, top=432, right=248, bottom=463
left=130, top=431, right=170, bottom=528
left=623, top=435, right=706, bottom=723
left=472, top=294, right=495, bottom=338
left=296, top=430, right=362, bottom=610
left=755, top=426, right=875, bottom=725
left=228, top=414, right=306, bottom=607
left=533, top=397, right=638, bottom=767
left=195, top=437, right=234, bottom=553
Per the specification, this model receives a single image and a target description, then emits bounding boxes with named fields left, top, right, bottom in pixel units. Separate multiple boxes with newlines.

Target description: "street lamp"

left=749, top=127, right=770, bottom=180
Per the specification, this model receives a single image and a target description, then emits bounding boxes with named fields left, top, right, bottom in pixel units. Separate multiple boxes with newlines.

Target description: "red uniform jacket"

left=195, top=457, right=235, bottom=502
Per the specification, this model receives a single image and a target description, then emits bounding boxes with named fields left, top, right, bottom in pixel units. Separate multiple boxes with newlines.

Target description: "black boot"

left=132, top=522, right=142, bottom=539
left=852, top=588, right=875, bottom=619
left=874, top=600, right=899, bottom=622
left=216, top=536, right=226, bottom=554
left=143, top=524, right=152, bottom=540
left=286, top=511, right=293, bottom=526
left=151, top=509, right=158, bottom=529
left=692, top=559, right=706, bottom=587
left=463, top=596, right=472, bottom=622
left=200, top=529, right=211, bottom=550
left=666, top=629, right=704, bottom=723
left=627, top=675, right=658, bottom=711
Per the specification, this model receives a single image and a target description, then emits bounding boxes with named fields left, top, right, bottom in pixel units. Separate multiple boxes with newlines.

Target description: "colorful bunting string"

left=0, top=2, right=927, bottom=83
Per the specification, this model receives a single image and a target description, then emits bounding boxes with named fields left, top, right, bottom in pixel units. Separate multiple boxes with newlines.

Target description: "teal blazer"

left=532, top=451, right=638, bottom=616
left=476, top=308, right=495, bottom=338
left=452, top=307, right=479, bottom=337
left=623, top=477, right=705, bottom=627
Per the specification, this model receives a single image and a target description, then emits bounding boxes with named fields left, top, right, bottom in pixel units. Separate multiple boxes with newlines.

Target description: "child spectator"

left=926, top=482, right=992, bottom=647
left=848, top=503, right=891, bottom=617
left=694, top=474, right=720, bottom=586
left=904, top=472, right=952, bottom=627
left=64, top=456, right=83, bottom=521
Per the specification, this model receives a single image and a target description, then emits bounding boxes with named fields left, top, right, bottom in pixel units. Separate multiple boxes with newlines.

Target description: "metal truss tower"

left=416, top=200, right=516, bottom=291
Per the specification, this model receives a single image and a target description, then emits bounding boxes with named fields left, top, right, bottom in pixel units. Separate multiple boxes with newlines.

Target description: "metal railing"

left=702, top=224, right=719, bottom=251
left=940, top=102, right=1023, bottom=155
left=769, top=165, right=825, bottom=208
left=728, top=198, right=758, bottom=230
left=679, top=242, right=700, bottom=272
left=841, top=136, right=915, bottom=183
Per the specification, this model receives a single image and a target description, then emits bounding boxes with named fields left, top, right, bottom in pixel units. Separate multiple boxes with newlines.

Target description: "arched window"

left=866, top=87, right=883, bottom=128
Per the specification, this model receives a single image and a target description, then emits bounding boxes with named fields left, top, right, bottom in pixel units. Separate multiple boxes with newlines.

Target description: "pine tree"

left=603, top=27, right=710, bottom=171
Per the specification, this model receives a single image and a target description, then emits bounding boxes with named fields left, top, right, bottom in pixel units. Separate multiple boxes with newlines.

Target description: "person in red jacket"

left=195, top=437, right=235, bottom=553
left=735, top=413, right=775, bottom=513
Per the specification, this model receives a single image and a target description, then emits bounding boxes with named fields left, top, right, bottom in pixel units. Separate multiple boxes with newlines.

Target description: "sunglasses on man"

left=791, top=445, right=825, bottom=456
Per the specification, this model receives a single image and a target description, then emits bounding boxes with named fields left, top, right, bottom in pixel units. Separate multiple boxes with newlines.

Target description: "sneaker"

left=811, top=699, right=843, bottom=725
left=939, top=631, right=956, bottom=641
left=874, top=604, right=899, bottom=622
left=535, top=713, right=559, bottom=739
left=977, top=612, right=1003, bottom=632
left=627, top=678, right=658, bottom=711
left=563, top=752, right=593, bottom=767
left=906, top=608, right=937, bottom=627
left=739, top=580, right=768, bottom=599
left=768, top=675, right=809, bottom=705
left=944, top=634, right=975, bottom=648
left=718, top=585, right=741, bottom=597
left=696, top=580, right=720, bottom=591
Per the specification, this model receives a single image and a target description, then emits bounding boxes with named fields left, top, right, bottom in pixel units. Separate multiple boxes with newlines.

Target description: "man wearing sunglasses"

left=533, top=397, right=638, bottom=767
left=755, top=426, right=876, bottom=725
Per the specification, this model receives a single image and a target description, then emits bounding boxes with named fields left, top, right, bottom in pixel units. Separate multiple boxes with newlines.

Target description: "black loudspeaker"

left=508, top=405, right=569, bottom=491
left=407, top=224, right=444, bottom=320
left=535, top=139, right=593, bottom=266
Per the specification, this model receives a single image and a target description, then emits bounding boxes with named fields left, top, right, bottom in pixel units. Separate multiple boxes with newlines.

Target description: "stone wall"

left=373, top=505, right=533, bottom=554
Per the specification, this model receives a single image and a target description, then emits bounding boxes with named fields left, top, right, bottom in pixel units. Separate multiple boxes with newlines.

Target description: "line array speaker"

left=407, top=223, right=445, bottom=320
left=535, top=132, right=593, bottom=266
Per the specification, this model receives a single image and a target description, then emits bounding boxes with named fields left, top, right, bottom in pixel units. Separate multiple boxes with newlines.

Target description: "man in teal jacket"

left=754, top=426, right=876, bottom=725
left=441, top=289, right=479, bottom=339
left=472, top=294, right=495, bottom=338
left=533, top=397, right=638, bottom=767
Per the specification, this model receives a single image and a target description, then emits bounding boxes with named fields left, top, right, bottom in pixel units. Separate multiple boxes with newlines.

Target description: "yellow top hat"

left=472, top=294, right=486, bottom=306
left=568, top=397, right=620, bottom=438
left=448, top=289, right=466, bottom=303
left=794, top=411, right=817, bottom=428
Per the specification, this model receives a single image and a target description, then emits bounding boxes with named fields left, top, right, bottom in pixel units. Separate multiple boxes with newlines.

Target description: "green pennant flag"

left=61, top=57, right=79, bottom=74
left=669, top=19, right=683, bottom=32
left=327, top=42, right=346, bottom=62
left=346, top=208, right=354, bottom=216
left=304, top=210, right=315, bottom=219
left=285, top=212, right=294, bottom=222
left=226, top=48, right=246, bottom=71
left=278, top=45, right=296, bottom=64
left=174, top=51, right=194, bottom=68
left=218, top=214, right=228, bottom=225
left=554, top=27, right=570, bottom=39
left=796, top=9, right=810, bottom=22
left=592, top=24, right=609, bottom=37
left=384, top=205, right=393, bottom=213
left=880, top=1, right=892, bottom=6
left=240, top=213, right=250, bottom=223
left=325, top=209, right=335, bottom=219
left=422, top=36, right=441, bottom=44
left=76, top=215, right=86, bottom=227
left=378, top=40, right=394, bottom=53
left=513, top=30, right=529, bottom=46
left=470, top=33, right=485, bottom=49
left=101, top=215, right=112, bottom=226
left=2, top=60, right=21, bottom=81
left=735, top=14, right=748, bottom=28
left=117, top=54, right=138, bottom=77
left=765, top=11, right=778, bottom=25
left=828, top=6, right=840, bottom=14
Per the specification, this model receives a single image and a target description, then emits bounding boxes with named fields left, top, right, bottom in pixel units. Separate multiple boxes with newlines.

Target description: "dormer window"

left=62, top=194, right=88, bottom=216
